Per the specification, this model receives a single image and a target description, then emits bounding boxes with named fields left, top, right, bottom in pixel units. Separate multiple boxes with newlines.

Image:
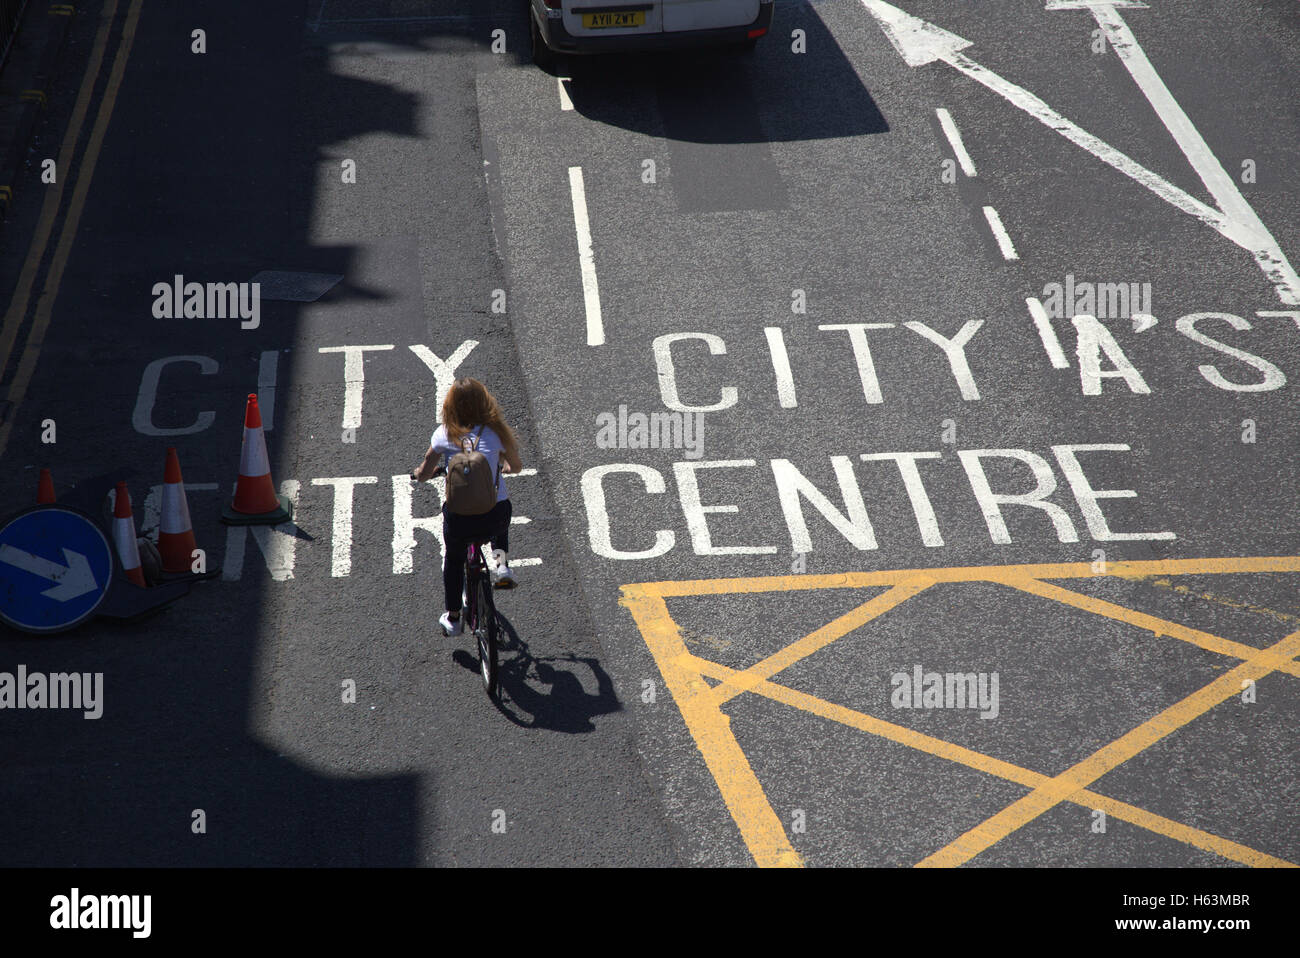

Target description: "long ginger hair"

left=441, top=378, right=519, bottom=461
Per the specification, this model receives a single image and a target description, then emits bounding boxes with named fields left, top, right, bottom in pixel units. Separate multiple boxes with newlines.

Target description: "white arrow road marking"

left=1054, top=1, right=1300, bottom=304
left=861, top=0, right=1300, bottom=304
left=0, top=544, right=98, bottom=601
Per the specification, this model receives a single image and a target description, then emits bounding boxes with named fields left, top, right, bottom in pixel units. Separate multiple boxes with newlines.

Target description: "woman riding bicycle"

left=411, top=377, right=522, bottom=636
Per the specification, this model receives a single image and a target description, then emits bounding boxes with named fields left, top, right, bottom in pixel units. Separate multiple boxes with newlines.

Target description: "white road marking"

left=311, top=476, right=378, bottom=577
left=568, top=166, right=605, bottom=346
left=1026, top=296, right=1071, bottom=368
left=904, top=320, right=983, bottom=400
left=1073, top=1, right=1300, bottom=305
left=763, top=327, right=799, bottom=408
left=935, top=108, right=977, bottom=176
left=1132, top=312, right=1157, bottom=332
left=1072, top=314, right=1151, bottom=395
left=222, top=480, right=300, bottom=581
left=860, top=1, right=1299, bottom=303
left=557, top=76, right=574, bottom=111
left=408, top=342, right=479, bottom=424
left=318, top=345, right=394, bottom=430
left=982, top=206, right=1019, bottom=260
left=818, top=323, right=894, bottom=404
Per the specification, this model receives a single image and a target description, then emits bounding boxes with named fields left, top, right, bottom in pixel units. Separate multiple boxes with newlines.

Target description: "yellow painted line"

left=0, top=0, right=143, bottom=459
left=0, top=0, right=119, bottom=398
left=917, top=626, right=1300, bottom=867
left=1084, top=792, right=1294, bottom=868
left=1009, top=576, right=1300, bottom=679
left=621, top=586, right=802, bottom=867
left=638, top=555, right=1300, bottom=598
left=20, top=90, right=47, bottom=106
left=1147, top=576, right=1300, bottom=627
left=625, top=559, right=1300, bottom=869
left=707, top=576, right=932, bottom=708
left=690, top=656, right=1293, bottom=868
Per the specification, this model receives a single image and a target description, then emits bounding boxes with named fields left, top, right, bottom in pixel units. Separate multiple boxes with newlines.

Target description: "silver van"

left=527, top=0, right=775, bottom=66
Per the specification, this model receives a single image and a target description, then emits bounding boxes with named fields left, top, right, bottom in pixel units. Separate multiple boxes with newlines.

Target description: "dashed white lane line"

left=557, top=76, right=574, bottom=111
left=983, top=205, right=1019, bottom=261
left=568, top=166, right=605, bottom=346
left=935, top=107, right=977, bottom=177
left=1025, top=296, right=1070, bottom=369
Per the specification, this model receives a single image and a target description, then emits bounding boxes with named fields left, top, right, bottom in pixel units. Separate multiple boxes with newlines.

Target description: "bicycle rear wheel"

left=474, top=570, right=499, bottom=696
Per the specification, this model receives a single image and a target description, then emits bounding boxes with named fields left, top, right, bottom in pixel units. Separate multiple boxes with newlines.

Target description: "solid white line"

left=763, top=327, right=798, bottom=408
left=982, top=206, right=1019, bottom=260
left=557, top=77, right=574, bottom=111
left=1026, top=297, right=1070, bottom=368
left=512, top=468, right=538, bottom=478
left=935, top=108, right=977, bottom=176
left=1085, top=3, right=1299, bottom=305
left=568, top=166, right=605, bottom=346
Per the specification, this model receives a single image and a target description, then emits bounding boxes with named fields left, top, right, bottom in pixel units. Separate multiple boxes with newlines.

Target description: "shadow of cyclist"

left=452, top=613, right=620, bottom=731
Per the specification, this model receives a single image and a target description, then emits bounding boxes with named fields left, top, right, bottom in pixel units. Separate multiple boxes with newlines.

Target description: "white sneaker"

left=439, top=611, right=463, bottom=636
left=493, top=565, right=517, bottom=589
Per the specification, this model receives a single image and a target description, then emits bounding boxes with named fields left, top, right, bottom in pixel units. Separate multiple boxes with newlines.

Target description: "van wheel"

left=530, top=12, right=557, bottom=72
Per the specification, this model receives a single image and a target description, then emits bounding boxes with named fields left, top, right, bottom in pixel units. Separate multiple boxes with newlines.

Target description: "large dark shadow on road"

left=0, top=0, right=535, bottom=868
left=561, top=1, right=889, bottom=143
left=0, top=0, right=883, bottom=866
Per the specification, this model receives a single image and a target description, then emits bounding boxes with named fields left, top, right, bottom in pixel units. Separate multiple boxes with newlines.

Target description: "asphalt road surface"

left=0, top=0, right=1297, bottom=869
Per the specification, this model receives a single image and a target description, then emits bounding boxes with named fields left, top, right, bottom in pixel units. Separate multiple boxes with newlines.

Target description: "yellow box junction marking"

left=620, top=555, right=1300, bottom=869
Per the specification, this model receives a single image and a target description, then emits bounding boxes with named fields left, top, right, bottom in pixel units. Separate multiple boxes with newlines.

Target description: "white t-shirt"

left=431, top=424, right=510, bottom=504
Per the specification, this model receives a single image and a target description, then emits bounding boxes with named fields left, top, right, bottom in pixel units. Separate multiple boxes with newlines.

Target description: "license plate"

left=582, top=11, right=645, bottom=28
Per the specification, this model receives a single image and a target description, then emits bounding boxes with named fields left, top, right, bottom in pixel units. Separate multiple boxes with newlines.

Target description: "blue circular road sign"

left=0, top=506, right=115, bottom=634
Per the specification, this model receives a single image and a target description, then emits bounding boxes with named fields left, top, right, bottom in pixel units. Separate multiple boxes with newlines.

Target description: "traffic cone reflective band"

left=37, top=468, right=55, bottom=504
left=113, top=481, right=147, bottom=587
left=221, top=393, right=293, bottom=525
left=159, top=447, right=198, bottom=573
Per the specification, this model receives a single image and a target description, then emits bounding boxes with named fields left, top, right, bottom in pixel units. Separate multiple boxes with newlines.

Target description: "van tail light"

left=747, top=28, right=767, bottom=39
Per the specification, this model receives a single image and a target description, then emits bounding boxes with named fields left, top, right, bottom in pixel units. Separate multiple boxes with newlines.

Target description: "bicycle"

left=412, top=465, right=500, bottom=697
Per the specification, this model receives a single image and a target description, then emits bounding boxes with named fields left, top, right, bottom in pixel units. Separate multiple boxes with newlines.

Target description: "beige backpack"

left=444, top=427, right=498, bottom=515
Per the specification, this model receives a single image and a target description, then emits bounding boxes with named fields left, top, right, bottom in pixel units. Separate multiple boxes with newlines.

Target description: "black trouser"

left=442, top=499, right=512, bottom=613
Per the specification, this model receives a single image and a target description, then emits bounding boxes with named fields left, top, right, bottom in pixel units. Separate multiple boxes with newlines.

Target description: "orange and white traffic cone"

left=221, top=393, right=292, bottom=525
left=113, top=481, right=147, bottom=587
left=158, top=447, right=198, bottom=573
left=37, top=468, right=55, bottom=504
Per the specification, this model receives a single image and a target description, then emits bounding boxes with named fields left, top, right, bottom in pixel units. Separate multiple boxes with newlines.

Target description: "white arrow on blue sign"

left=0, top=506, right=115, bottom=633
